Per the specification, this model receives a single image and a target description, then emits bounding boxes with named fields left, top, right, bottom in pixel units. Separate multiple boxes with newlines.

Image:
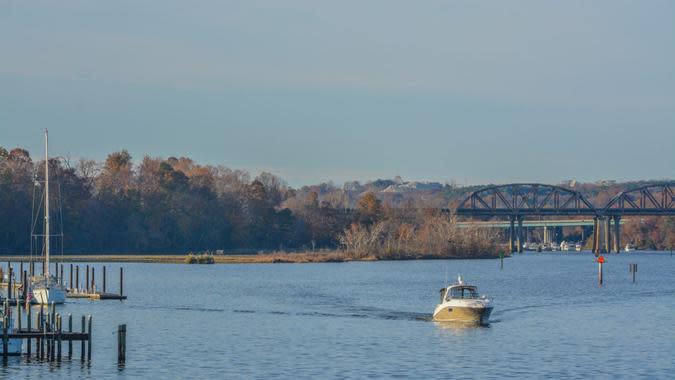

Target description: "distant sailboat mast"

left=44, top=129, right=50, bottom=277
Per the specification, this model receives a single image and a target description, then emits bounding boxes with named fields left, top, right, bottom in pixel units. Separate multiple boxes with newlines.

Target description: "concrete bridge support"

left=517, top=217, right=524, bottom=253
left=613, top=215, right=621, bottom=253
left=508, top=217, right=516, bottom=253
left=592, top=217, right=613, bottom=254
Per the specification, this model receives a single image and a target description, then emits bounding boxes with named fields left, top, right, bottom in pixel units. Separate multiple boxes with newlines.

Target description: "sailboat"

left=30, top=129, right=66, bottom=305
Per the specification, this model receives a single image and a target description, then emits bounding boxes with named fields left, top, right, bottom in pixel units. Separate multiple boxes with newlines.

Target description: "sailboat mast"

left=44, top=129, right=50, bottom=276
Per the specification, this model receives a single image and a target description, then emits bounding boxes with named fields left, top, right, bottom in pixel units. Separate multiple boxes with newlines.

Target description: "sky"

left=1, top=1, right=674, bottom=187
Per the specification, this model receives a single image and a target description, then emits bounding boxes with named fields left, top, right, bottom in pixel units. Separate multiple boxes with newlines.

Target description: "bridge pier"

left=593, top=216, right=602, bottom=256
left=613, top=215, right=621, bottom=253
left=517, top=217, right=524, bottom=253
left=604, top=217, right=611, bottom=253
left=508, top=217, right=516, bottom=254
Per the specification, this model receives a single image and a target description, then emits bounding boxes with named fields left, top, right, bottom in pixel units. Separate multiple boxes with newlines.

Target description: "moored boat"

left=30, top=130, right=66, bottom=305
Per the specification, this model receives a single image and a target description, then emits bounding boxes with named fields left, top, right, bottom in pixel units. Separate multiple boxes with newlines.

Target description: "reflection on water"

left=0, top=252, right=673, bottom=379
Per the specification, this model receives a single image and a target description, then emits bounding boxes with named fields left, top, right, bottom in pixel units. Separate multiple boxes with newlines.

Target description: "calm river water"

left=1, top=251, right=674, bottom=379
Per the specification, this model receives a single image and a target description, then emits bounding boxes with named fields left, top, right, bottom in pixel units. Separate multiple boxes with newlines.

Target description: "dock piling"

left=27, top=306, right=32, bottom=356
left=87, top=315, right=92, bottom=361
left=120, top=267, right=124, bottom=297
left=2, top=315, right=8, bottom=361
left=80, top=315, right=85, bottom=360
left=68, top=314, right=72, bottom=358
left=629, top=263, right=638, bottom=283
left=118, top=324, right=126, bottom=364
left=57, top=314, right=62, bottom=362
left=103, top=266, right=106, bottom=293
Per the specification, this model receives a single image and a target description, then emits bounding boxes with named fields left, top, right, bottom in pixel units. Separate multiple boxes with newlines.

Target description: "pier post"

left=2, top=315, right=8, bottom=361
left=103, top=266, right=106, bottom=293
left=118, top=324, right=126, bottom=364
left=27, top=305, right=32, bottom=356
left=57, top=314, right=62, bottom=362
left=629, top=263, right=637, bottom=283
left=23, top=270, right=28, bottom=300
left=68, top=314, right=72, bottom=359
left=39, top=305, right=44, bottom=360
left=76, top=266, right=79, bottom=292
left=17, top=301, right=22, bottom=331
left=86, top=265, right=89, bottom=293
left=7, top=266, right=12, bottom=300
left=87, top=315, right=92, bottom=361
left=60, top=264, right=64, bottom=286
left=120, top=267, right=124, bottom=297
left=80, top=315, right=85, bottom=361
left=91, top=267, right=95, bottom=293
left=70, top=264, right=73, bottom=291
left=39, top=309, right=44, bottom=360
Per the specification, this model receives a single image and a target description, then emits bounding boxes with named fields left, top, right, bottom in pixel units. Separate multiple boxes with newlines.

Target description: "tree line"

left=0, top=147, right=672, bottom=255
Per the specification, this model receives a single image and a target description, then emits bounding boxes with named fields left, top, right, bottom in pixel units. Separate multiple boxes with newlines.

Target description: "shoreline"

left=0, top=251, right=501, bottom=264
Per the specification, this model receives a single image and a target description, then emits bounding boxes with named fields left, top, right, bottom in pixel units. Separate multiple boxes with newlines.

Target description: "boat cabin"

left=439, top=285, right=480, bottom=303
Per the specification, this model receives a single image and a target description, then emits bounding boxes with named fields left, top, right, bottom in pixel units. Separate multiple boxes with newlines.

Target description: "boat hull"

left=34, top=287, right=66, bottom=305
left=433, top=305, right=493, bottom=325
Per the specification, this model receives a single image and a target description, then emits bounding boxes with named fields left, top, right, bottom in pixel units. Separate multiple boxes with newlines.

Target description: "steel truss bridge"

left=453, top=183, right=674, bottom=254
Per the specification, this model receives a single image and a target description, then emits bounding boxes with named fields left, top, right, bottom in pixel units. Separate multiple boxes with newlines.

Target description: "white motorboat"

left=625, top=244, right=635, bottom=252
left=433, top=276, right=493, bottom=325
left=30, top=130, right=66, bottom=305
left=575, top=243, right=582, bottom=252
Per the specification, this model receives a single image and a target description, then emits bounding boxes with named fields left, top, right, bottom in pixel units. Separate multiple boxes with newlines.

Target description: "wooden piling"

left=598, top=261, right=603, bottom=285
left=70, top=264, right=73, bottom=290
left=103, top=266, right=107, bottom=293
left=23, top=270, right=28, bottom=300
left=80, top=315, right=85, bottom=360
left=27, top=305, right=32, bottom=356
left=60, top=264, right=64, bottom=286
left=629, top=263, right=637, bottom=283
left=68, top=314, right=72, bottom=359
left=7, top=266, right=12, bottom=300
left=17, top=301, right=22, bottom=331
left=86, top=265, right=89, bottom=293
left=38, top=305, right=44, bottom=359
left=87, top=315, right=92, bottom=361
left=120, top=267, right=124, bottom=297
left=118, top=324, right=126, bottom=364
left=2, top=315, right=8, bottom=361
left=92, top=267, right=95, bottom=292
left=76, top=266, right=80, bottom=292
left=40, top=311, right=44, bottom=360
left=57, top=314, right=62, bottom=362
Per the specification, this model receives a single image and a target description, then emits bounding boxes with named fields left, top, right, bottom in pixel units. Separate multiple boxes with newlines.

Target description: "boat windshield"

left=447, top=286, right=480, bottom=300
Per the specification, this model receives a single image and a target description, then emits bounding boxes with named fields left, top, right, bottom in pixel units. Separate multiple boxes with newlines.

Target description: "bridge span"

left=453, top=182, right=674, bottom=254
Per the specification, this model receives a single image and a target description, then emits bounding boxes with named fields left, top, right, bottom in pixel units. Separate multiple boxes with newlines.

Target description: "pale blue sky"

left=1, top=1, right=673, bottom=186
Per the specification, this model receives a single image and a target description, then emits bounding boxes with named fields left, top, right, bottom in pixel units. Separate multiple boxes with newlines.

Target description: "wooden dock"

left=1, top=261, right=126, bottom=302
left=2, top=300, right=92, bottom=361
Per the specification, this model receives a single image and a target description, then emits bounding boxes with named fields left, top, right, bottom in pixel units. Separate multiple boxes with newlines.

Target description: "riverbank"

left=0, top=250, right=501, bottom=264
